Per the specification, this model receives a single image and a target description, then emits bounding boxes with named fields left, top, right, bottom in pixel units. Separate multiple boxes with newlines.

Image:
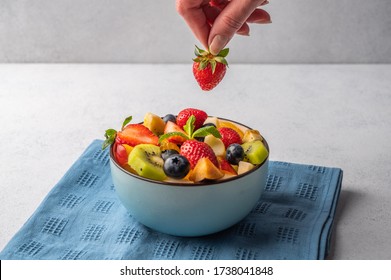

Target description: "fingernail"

left=209, top=35, right=229, bottom=55
left=253, top=19, right=272, bottom=24
left=237, top=30, right=250, bottom=36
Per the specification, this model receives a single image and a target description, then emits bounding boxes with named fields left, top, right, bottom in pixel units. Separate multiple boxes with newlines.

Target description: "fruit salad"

left=103, top=108, right=268, bottom=183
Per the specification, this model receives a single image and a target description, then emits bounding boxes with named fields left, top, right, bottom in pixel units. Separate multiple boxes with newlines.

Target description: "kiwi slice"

left=242, top=140, right=269, bottom=165
left=128, top=144, right=166, bottom=181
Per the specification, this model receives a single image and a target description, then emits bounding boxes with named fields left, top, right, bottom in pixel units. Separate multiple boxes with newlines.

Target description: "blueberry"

left=161, top=149, right=179, bottom=161
left=163, top=154, right=190, bottom=179
left=226, top=144, right=245, bottom=165
left=163, top=114, right=176, bottom=123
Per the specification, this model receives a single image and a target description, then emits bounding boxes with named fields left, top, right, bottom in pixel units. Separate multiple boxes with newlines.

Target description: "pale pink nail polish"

left=209, top=35, right=229, bottom=55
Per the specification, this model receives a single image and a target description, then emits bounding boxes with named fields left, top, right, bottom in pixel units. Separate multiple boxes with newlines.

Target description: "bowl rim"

left=110, top=117, right=269, bottom=187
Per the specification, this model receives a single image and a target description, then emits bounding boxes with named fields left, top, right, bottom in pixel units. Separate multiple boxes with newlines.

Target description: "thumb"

left=208, top=0, right=265, bottom=55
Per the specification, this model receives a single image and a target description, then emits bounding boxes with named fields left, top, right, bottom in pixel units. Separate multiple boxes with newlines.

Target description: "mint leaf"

left=159, top=114, right=221, bottom=143
left=158, top=132, right=189, bottom=144
left=121, top=116, right=133, bottom=130
left=183, top=115, right=195, bottom=137
left=102, top=128, right=117, bottom=150
left=192, top=126, right=221, bottom=139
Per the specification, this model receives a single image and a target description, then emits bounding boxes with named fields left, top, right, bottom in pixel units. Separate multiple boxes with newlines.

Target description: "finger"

left=208, top=0, right=266, bottom=54
left=209, top=3, right=251, bottom=36
left=261, top=0, right=269, bottom=6
left=176, top=0, right=210, bottom=49
left=210, top=0, right=268, bottom=11
left=236, top=23, right=250, bottom=36
left=212, top=0, right=268, bottom=8
left=209, top=0, right=228, bottom=9
left=246, top=9, right=271, bottom=24
left=204, top=4, right=221, bottom=26
left=211, top=1, right=263, bottom=36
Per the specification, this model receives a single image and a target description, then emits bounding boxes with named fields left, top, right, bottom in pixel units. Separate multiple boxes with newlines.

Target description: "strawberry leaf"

left=199, top=60, right=208, bottom=70
left=183, top=115, right=196, bottom=137
left=210, top=60, right=217, bottom=74
left=121, top=116, right=133, bottom=130
left=194, top=47, right=201, bottom=57
left=158, top=132, right=189, bottom=144
left=195, top=45, right=208, bottom=57
left=218, top=48, right=229, bottom=57
left=192, top=126, right=221, bottom=139
left=102, top=128, right=117, bottom=150
left=214, top=56, right=228, bottom=66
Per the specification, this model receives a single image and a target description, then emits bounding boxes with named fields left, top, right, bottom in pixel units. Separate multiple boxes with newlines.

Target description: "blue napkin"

left=0, top=140, right=343, bottom=260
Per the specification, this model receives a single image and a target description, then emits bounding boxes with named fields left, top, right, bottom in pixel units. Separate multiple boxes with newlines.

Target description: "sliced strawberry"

left=218, top=157, right=237, bottom=175
left=180, top=140, right=218, bottom=169
left=116, top=124, right=158, bottom=146
left=176, top=108, right=208, bottom=130
left=163, top=121, right=188, bottom=144
left=218, top=127, right=242, bottom=148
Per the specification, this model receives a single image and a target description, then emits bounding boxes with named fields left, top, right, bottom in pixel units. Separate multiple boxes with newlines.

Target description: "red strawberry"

left=180, top=140, right=218, bottom=169
left=176, top=108, right=208, bottom=130
left=193, top=46, right=229, bottom=91
left=218, top=127, right=242, bottom=148
left=116, top=124, right=158, bottom=146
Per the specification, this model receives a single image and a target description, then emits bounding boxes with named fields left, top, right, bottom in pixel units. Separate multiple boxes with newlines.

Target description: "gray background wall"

left=0, top=0, right=390, bottom=63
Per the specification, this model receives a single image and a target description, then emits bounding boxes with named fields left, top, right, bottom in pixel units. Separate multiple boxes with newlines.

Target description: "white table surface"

left=1, top=63, right=390, bottom=260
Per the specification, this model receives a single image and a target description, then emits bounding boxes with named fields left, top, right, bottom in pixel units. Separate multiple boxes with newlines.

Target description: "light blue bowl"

left=110, top=121, right=269, bottom=237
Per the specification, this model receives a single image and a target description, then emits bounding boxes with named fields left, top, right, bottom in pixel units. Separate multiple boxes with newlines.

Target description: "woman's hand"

left=176, top=0, right=271, bottom=55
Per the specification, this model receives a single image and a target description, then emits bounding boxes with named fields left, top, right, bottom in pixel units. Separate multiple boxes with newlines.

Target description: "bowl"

left=109, top=118, right=269, bottom=237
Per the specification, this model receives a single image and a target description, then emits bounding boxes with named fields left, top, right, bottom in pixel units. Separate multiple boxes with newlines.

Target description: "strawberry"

left=176, top=108, right=208, bottom=130
left=180, top=140, right=219, bottom=169
left=116, top=124, right=159, bottom=146
left=218, top=127, right=242, bottom=148
left=192, top=46, right=229, bottom=91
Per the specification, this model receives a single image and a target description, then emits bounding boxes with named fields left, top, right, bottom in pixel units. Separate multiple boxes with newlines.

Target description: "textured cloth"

left=0, top=140, right=343, bottom=260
